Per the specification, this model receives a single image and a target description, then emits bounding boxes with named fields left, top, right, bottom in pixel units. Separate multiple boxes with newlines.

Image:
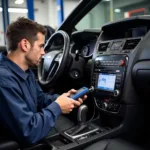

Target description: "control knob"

left=95, top=60, right=100, bottom=67
left=102, top=102, right=108, bottom=110
left=119, top=60, right=125, bottom=66
left=114, top=90, right=120, bottom=97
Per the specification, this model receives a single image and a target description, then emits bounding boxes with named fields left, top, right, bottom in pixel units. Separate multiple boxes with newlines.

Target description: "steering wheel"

left=38, top=30, right=70, bottom=86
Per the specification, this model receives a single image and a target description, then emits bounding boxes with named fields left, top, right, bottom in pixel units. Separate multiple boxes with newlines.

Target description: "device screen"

left=97, top=73, right=116, bottom=92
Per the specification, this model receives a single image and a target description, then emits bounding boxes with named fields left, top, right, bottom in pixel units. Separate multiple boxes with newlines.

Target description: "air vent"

left=123, top=39, right=141, bottom=50
left=98, top=42, right=109, bottom=51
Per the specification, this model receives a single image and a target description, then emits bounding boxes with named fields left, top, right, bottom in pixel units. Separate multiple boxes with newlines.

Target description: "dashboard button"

left=95, top=60, right=101, bottom=66
left=116, top=79, right=122, bottom=83
left=117, top=74, right=122, bottom=77
left=114, top=90, right=120, bottom=97
left=116, top=84, right=121, bottom=88
left=119, top=60, right=125, bottom=66
left=102, top=102, right=108, bottom=110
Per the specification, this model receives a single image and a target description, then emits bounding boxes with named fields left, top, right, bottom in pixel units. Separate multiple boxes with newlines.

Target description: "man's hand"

left=55, top=93, right=81, bottom=114
left=55, top=89, right=87, bottom=114
left=68, top=89, right=87, bottom=104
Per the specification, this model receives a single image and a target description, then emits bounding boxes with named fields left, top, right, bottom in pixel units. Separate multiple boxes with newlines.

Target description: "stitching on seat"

left=104, top=139, right=111, bottom=150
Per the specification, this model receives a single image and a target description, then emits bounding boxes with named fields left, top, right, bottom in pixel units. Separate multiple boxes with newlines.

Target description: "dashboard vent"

left=123, top=39, right=141, bottom=50
left=98, top=42, right=109, bottom=51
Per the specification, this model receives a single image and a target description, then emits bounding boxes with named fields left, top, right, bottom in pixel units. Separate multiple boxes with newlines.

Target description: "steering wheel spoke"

left=54, top=53, right=63, bottom=62
left=46, top=62, right=59, bottom=81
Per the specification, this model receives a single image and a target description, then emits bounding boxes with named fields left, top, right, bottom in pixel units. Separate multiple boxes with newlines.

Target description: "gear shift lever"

left=70, top=105, right=88, bottom=136
left=65, top=104, right=99, bottom=138
left=77, top=105, right=88, bottom=124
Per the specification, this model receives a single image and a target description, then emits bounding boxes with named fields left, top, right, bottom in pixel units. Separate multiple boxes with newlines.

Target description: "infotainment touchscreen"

left=97, top=73, right=116, bottom=92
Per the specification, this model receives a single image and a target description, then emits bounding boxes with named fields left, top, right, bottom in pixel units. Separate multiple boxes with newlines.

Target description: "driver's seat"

left=0, top=125, right=20, bottom=150
left=0, top=139, right=19, bottom=150
left=84, top=138, right=143, bottom=150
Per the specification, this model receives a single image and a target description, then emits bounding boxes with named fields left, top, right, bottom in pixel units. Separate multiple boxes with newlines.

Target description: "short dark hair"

left=6, top=17, right=46, bottom=52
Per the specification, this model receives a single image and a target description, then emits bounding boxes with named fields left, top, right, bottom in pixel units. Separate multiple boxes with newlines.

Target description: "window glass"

left=0, top=1, right=5, bottom=45
left=76, top=0, right=150, bottom=30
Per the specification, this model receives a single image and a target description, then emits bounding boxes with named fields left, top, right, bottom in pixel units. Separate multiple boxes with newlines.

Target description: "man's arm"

left=0, top=84, right=61, bottom=145
left=30, top=71, right=59, bottom=109
left=35, top=80, right=59, bottom=109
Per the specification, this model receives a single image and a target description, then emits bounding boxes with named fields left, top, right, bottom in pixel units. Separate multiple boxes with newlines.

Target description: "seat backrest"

left=0, top=46, right=7, bottom=53
left=0, top=123, right=20, bottom=150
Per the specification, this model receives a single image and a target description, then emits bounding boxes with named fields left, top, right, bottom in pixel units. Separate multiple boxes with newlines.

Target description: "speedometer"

left=81, top=46, right=89, bottom=56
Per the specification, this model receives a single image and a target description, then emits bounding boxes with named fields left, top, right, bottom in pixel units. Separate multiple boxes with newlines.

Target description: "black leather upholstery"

left=0, top=123, right=20, bottom=150
left=0, top=46, right=7, bottom=53
left=0, top=140, right=19, bottom=150
left=84, top=139, right=143, bottom=150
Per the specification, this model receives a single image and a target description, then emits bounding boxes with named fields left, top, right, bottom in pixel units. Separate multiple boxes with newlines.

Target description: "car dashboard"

left=69, top=16, right=150, bottom=116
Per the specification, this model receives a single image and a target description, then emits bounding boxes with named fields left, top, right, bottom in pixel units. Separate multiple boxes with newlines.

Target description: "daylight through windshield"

left=76, top=0, right=149, bottom=30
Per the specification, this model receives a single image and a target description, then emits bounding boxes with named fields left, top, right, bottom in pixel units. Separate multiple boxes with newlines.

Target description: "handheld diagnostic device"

left=70, top=86, right=94, bottom=100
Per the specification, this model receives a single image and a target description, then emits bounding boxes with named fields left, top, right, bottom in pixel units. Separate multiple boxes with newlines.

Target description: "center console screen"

left=97, top=73, right=116, bottom=92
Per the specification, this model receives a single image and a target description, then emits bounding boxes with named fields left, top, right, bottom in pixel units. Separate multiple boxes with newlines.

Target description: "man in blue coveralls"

left=0, top=17, right=87, bottom=146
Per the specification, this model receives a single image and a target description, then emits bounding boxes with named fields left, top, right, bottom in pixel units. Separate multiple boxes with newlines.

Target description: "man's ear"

left=20, top=39, right=30, bottom=52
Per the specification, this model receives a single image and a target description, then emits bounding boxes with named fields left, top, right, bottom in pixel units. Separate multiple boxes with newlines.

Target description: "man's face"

left=25, top=32, right=45, bottom=67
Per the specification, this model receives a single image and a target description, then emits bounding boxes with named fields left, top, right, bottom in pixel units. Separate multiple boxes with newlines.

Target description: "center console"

left=91, top=55, right=128, bottom=113
left=45, top=106, right=110, bottom=150
left=64, top=105, right=99, bottom=140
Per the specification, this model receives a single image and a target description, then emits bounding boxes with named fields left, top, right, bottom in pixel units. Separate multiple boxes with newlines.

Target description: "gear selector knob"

left=77, top=104, right=88, bottom=123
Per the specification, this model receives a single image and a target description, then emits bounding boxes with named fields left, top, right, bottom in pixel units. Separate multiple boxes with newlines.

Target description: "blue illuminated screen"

left=97, top=73, right=116, bottom=92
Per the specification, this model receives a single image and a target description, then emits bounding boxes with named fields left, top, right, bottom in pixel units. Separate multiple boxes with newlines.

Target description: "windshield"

left=76, top=0, right=149, bottom=30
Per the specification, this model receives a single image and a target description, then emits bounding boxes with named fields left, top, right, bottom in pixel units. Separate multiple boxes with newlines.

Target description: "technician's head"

left=6, top=17, right=46, bottom=67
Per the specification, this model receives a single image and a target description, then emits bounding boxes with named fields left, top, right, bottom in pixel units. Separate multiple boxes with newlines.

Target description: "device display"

left=97, top=73, right=116, bottom=92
